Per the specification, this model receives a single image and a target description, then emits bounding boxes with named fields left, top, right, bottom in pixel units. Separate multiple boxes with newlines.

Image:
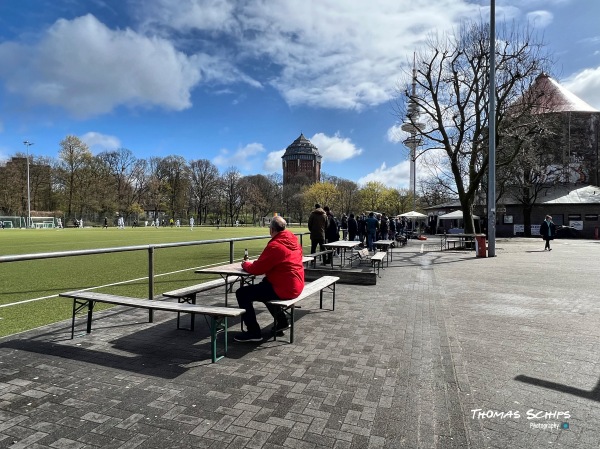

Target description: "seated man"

left=235, top=216, right=305, bottom=342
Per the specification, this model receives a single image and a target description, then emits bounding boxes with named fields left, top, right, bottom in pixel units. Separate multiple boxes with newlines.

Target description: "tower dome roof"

left=282, top=134, right=322, bottom=159
left=523, top=73, right=598, bottom=114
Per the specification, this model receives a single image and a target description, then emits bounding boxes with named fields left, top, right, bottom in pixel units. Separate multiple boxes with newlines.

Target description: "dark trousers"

left=236, top=279, right=287, bottom=334
left=310, top=238, right=329, bottom=263
left=544, top=238, right=551, bottom=250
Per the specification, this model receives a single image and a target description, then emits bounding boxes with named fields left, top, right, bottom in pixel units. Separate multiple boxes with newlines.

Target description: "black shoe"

left=233, top=332, right=263, bottom=342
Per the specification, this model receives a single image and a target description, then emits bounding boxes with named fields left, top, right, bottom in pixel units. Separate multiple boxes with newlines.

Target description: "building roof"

left=524, top=74, right=598, bottom=114
left=536, top=184, right=600, bottom=204
left=282, top=134, right=322, bottom=159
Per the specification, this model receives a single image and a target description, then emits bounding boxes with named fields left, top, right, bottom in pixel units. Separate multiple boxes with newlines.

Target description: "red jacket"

left=241, top=229, right=305, bottom=299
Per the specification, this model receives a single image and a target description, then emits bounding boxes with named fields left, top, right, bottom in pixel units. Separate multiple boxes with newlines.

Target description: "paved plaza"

left=1, top=237, right=599, bottom=448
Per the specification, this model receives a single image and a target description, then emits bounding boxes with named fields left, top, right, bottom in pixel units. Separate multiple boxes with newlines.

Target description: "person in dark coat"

left=323, top=206, right=339, bottom=243
left=347, top=213, right=358, bottom=242
left=308, top=204, right=328, bottom=256
left=540, top=215, right=557, bottom=251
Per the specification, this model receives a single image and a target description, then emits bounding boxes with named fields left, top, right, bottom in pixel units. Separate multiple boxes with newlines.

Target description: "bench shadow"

left=0, top=301, right=319, bottom=375
left=0, top=311, right=250, bottom=378
left=515, top=374, right=600, bottom=402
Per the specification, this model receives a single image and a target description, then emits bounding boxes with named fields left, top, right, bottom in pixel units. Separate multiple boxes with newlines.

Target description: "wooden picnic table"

left=195, top=262, right=255, bottom=306
left=438, top=233, right=485, bottom=251
left=194, top=256, right=313, bottom=305
left=323, top=240, right=361, bottom=268
left=373, top=240, right=395, bottom=266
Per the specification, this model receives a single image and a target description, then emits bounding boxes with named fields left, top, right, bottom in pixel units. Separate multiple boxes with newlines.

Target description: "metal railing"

left=0, top=233, right=308, bottom=321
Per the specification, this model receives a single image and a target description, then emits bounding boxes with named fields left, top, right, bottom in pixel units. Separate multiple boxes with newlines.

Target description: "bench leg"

left=210, top=316, right=228, bottom=363
left=71, top=298, right=94, bottom=339
left=273, top=306, right=295, bottom=344
left=177, top=294, right=197, bottom=331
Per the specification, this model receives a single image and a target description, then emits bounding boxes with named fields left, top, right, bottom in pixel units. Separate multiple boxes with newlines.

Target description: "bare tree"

left=189, top=159, right=220, bottom=224
left=242, top=174, right=281, bottom=224
left=56, top=135, right=93, bottom=220
left=396, top=21, right=551, bottom=233
left=222, top=168, right=245, bottom=226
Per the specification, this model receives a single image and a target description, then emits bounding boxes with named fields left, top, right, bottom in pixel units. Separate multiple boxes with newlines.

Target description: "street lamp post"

left=23, top=140, right=34, bottom=229
left=487, top=0, right=497, bottom=256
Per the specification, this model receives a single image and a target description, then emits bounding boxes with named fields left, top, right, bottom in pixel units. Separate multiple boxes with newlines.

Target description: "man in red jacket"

left=234, top=216, right=305, bottom=342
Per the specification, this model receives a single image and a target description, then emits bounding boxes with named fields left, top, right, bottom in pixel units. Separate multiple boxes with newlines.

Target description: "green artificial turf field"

left=0, top=225, right=309, bottom=337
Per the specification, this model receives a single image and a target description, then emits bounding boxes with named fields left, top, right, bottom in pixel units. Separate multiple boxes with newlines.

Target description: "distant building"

left=282, top=134, right=322, bottom=185
left=427, top=75, right=600, bottom=238
left=522, top=73, right=600, bottom=185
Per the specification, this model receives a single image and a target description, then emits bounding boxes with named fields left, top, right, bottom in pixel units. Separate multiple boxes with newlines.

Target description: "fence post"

left=229, top=241, right=235, bottom=263
left=148, top=245, right=154, bottom=323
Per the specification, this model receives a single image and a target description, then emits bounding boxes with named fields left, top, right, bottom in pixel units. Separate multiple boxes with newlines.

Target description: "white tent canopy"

left=398, top=211, right=427, bottom=218
left=438, top=210, right=479, bottom=220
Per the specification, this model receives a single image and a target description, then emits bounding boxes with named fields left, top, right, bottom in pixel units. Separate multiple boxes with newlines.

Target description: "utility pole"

left=23, top=140, right=34, bottom=229
left=487, top=0, right=497, bottom=256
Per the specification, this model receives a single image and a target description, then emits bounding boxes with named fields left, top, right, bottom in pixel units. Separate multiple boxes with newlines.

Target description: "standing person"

left=234, top=216, right=304, bottom=342
left=308, top=204, right=328, bottom=262
left=379, top=214, right=389, bottom=241
left=324, top=206, right=340, bottom=255
left=341, top=214, right=348, bottom=240
left=189, top=216, right=194, bottom=230
left=540, top=215, right=557, bottom=251
left=388, top=216, right=396, bottom=240
left=365, top=212, right=379, bottom=252
left=358, top=214, right=367, bottom=246
left=103, top=217, right=109, bottom=229
left=347, top=213, right=358, bottom=242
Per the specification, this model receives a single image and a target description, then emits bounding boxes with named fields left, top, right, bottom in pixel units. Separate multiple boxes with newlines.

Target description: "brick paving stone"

left=2, top=238, right=600, bottom=447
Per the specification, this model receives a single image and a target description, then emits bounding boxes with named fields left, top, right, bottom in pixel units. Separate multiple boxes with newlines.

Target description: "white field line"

left=0, top=259, right=233, bottom=309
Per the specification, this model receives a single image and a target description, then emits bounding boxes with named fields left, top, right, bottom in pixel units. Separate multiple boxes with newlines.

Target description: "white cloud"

left=134, top=0, right=480, bottom=111
left=358, top=160, right=411, bottom=189
left=213, top=142, right=266, bottom=171
left=309, top=132, right=362, bottom=162
left=526, top=10, right=553, bottom=28
left=387, top=123, right=405, bottom=144
left=563, top=67, right=600, bottom=110
left=0, top=14, right=201, bottom=118
left=80, top=132, right=121, bottom=153
left=263, top=149, right=285, bottom=173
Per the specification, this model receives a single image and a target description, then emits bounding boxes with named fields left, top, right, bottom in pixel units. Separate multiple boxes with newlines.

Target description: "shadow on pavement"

left=515, top=374, right=600, bottom=402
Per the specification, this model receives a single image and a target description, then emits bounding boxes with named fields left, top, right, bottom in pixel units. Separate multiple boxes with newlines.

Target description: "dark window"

left=568, top=214, right=581, bottom=221
left=584, top=214, right=598, bottom=221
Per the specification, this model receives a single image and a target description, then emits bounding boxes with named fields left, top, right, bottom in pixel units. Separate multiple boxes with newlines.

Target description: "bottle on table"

left=243, top=248, right=249, bottom=261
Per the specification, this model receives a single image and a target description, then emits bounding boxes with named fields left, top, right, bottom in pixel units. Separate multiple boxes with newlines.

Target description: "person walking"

left=234, top=216, right=304, bottom=342
left=540, top=215, right=557, bottom=251
left=190, top=216, right=194, bottom=230
left=308, top=204, right=328, bottom=263
left=103, top=217, right=108, bottom=229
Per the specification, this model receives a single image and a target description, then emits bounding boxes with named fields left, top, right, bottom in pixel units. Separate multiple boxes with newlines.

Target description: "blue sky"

left=1, top=0, right=599, bottom=189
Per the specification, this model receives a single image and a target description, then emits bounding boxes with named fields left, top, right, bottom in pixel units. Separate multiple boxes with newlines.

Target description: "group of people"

left=233, top=206, right=417, bottom=344
left=307, top=205, right=410, bottom=255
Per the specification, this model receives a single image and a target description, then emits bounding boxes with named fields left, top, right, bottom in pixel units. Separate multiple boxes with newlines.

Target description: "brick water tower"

left=282, top=133, right=322, bottom=185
